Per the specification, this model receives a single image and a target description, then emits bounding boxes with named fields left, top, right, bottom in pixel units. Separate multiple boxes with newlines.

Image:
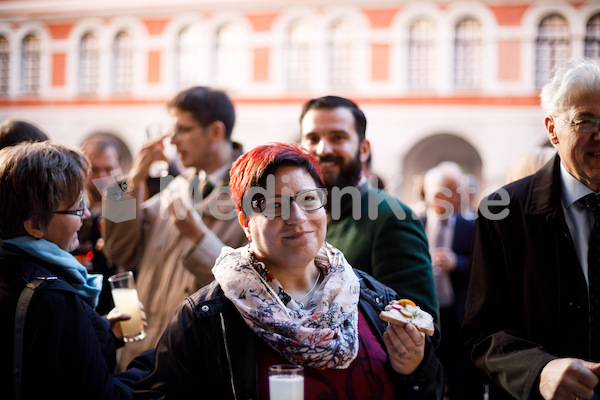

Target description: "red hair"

left=229, top=142, right=323, bottom=213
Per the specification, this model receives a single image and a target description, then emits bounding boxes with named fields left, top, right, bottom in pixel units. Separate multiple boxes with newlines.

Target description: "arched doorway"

left=401, top=133, right=482, bottom=213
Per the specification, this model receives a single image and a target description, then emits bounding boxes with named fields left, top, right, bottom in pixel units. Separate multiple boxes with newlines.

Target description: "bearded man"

left=299, top=95, right=439, bottom=346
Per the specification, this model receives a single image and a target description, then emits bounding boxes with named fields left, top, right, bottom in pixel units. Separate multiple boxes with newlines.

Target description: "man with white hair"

left=463, top=58, right=600, bottom=399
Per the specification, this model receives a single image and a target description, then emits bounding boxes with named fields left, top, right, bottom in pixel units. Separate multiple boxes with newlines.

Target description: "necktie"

left=436, top=219, right=448, bottom=248
left=201, top=179, right=214, bottom=198
left=189, top=174, right=214, bottom=200
left=579, top=193, right=600, bottom=359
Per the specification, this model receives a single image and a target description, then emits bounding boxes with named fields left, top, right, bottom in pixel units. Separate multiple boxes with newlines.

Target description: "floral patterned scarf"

left=212, top=242, right=360, bottom=369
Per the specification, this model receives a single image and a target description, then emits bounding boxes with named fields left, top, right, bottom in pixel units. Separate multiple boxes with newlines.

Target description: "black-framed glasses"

left=251, top=188, right=328, bottom=218
left=54, top=198, right=86, bottom=217
left=169, top=124, right=202, bottom=136
left=556, top=117, right=600, bottom=134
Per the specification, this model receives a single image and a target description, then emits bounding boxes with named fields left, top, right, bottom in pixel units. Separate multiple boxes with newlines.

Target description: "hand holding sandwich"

left=383, top=322, right=426, bottom=375
left=380, top=299, right=434, bottom=375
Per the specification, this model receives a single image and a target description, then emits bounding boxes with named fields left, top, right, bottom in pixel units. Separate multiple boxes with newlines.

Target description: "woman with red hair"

left=135, top=143, right=444, bottom=399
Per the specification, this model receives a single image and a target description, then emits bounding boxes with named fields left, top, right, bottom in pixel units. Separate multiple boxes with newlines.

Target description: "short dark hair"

left=299, top=95, right=367, bottom=141
left=229, top=142, right=324, bottom=214
left=167, top=86, right=236, bottom=140
left=0, top=119, right=49, bottom=150
left=81, top=134, right=119, bottom=157
left=0, top=142, right=89, bottom=239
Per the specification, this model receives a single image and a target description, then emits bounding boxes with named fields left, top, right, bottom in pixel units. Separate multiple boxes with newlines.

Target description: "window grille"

left=0, top=36, right=8, bottom=94
left=408, top=18, right=435, bottom=89
left=22, top=34, right=40, bottom=94
left=454, top=18, right=482, bottom=89
left=329, top=19, right=355, bottom=89
left=113, top=31, right=133, bottom=93
left=176, top=25, right=201, bottom=89
left=80, top=32, right=99, bottom=94
left=287, top=19, right=312, bottom=90
left=536, top=14, right=570, bottom=88
left=215, top=23, right=241, bottom=89
left=585, top=13, right=600, bottom=59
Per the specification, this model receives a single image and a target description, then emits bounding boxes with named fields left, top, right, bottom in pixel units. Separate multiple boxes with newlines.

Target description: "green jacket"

left=325, top=182, right=439, bottom=345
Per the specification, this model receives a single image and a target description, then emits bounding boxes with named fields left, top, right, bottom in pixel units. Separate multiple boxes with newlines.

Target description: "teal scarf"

left=1, top=236, right=103, bottom=308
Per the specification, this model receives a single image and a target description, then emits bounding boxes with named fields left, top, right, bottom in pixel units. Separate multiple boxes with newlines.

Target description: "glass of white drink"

left=108, top=271, right=146, bottom=342
left=268, top=364, right=303, bottom=400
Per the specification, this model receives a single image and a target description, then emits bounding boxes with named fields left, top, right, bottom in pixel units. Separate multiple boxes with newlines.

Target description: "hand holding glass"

left=146, top=124, right=169, bottom=178
left=108, top=271, right=146, bottom=342
left=269, top=364, right=304, bottom=400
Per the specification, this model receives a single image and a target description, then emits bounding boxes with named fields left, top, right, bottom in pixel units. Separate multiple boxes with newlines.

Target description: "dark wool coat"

left=462, top=155, right=594, bottom=399
left=0, top=244, right=148, bottom=399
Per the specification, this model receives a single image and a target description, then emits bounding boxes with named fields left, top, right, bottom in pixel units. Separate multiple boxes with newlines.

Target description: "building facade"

left=0, top=0, right=599, bottom=206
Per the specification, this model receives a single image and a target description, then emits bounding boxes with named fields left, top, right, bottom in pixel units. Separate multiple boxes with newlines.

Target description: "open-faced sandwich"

left=379, top=298, right=435, bottom=336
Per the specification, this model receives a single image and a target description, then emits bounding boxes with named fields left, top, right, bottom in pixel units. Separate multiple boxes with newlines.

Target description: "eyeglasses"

left=170, top=124, right=201, bottom=136
left=54, top=197, right=86, bottom=217
left=251, top=188, right=328, bottom=218
left=556, top=117, right=600, bottom=134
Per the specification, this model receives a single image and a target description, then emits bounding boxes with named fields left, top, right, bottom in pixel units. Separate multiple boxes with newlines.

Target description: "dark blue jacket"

left=421, top=214, right=475, bottom=324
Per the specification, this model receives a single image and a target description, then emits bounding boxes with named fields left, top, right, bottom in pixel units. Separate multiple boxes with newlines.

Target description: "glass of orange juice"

left=108, top=271, right=146, bottom=342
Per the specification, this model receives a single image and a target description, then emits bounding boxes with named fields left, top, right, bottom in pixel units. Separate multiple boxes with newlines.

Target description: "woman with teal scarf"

left=0, top=141, right=148, bottom=399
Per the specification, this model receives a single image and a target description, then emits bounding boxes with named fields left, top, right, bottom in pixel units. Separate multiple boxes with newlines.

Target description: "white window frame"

left=535, top=14, right=570, bottom=88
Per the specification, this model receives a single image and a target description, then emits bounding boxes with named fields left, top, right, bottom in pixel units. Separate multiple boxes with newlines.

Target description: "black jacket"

left=134, top=268, right=445, bottom=399
left=0, top=244, right=148, bottom=399
left=463, top=155, right=595, bottom=399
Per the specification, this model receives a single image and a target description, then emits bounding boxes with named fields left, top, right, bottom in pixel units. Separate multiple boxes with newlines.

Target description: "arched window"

left=286, top=19, right=313, bottom=90
left=585, top=13, right=600, bottom=59
left=328, top=18, right=355, bottom=89
left=79, top=32, right=99, bottom=94
left=214, top=22, right=241, bottom=89
left=176, top=25, right=201, bottom=90
left=22, top=34, right=40, bottom=94
left=0, top=36, right=8, bottom=94
left=454, top=18, right=482, bottom=89
left=113, top=31, right=133, bottom=93
left=536, top=14, right=569, bottom=87
left=408, top=18, right=436, bottom=89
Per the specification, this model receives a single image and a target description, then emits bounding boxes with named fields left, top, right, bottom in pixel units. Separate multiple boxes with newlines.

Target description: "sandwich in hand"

left=379, top=298, right=435, bottom=336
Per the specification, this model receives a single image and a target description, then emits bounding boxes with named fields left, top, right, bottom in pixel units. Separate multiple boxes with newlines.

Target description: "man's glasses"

left=170, top=125, right=201, bottom=136
left=557, top=117, right=600, bottom=134
left=251, top=188, right=328, bottom=218
left=54, top=197, right=86, bottom=217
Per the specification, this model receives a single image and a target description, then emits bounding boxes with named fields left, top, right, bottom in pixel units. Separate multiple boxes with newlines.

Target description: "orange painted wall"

left=371, top=44, right=389, bottom=81
left=489, top=5, right=528, bottom=26
left=253, top=48, right=269, bottom=82
left=147, top=51, right=161, bottom=83
left=52, top=52, right=66, bottom=87
left=47, top=22, right=73, bottom=40
left=362, top=8, right=399, bottom=29
left=247, top=13, right=278, bottom=32
left=143, top=19, right=168, bottom=36
left=498, top=40, right=520, bottom=81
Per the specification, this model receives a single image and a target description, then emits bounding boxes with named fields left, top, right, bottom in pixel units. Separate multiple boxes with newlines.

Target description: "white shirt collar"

left=560, top=160, right=594, bottom=209
left=199, top=161, right=231, bottom=186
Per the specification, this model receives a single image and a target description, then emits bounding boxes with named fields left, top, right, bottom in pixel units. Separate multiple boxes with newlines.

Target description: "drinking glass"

left=146, top=123, right=169, bottom=178
left=268, top=364, right=304, bottom=400
left=108, top=271, right=146, bottom=342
